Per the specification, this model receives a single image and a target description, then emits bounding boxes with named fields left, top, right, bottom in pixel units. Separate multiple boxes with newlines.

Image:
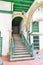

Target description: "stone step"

left=14, top=47, right=26, bottom=49
left=12, top=54, right=31, bottom=58
left=15, top=47, right=26, bottom=49
left=15, top=46, right=26, bottom=48
left=14, top=48, right=27, bottom=50
left=15, top=42, right=24, bottom=44
left=15, top=44, right=25, bottom=46
left=10, top=57, right=34, bottom=61
left=15, top=43, right=24, bottom=45
left=14, top=49, right=28, bottom=52
left=13, top=52, right=29, bottom=55
left=15, top=45, right=25, bottom=46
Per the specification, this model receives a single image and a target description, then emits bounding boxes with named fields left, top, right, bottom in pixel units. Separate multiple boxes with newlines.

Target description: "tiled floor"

left=0, top=50, right=43, bottom=65
left=0, top=55, right=43, bottom=65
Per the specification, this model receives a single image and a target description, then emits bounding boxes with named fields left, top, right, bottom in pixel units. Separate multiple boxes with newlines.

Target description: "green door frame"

left=0, top=37, right=2, bottom=55
left=33, top=36, right=40, bottom=50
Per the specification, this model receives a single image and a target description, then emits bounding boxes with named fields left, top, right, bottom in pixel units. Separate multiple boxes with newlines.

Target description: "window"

left=33, top=36, right=39, bottom=50
left=38, top=7, right=43, bottom=12
left=32, top=22, right=39, bottom=32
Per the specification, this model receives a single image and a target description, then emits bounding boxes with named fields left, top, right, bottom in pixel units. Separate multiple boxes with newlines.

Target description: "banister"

left=21, top=33, right=34, bottom=57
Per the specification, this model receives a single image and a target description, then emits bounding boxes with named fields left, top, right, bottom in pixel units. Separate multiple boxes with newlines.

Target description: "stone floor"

left=35, top=50, right=43, bottom=64
left=0, top=50, right=43, bottom=65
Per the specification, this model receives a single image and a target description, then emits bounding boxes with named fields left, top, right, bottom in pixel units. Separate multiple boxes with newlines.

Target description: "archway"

left=26, top=2, right=43, bottom=28
left=12, top=15, right=26, bottom=36
left=12, top=13, right=26, bottom=31
left=9, top=16, right=25, bottom=56
left=12, top=17, right=22, bottom=34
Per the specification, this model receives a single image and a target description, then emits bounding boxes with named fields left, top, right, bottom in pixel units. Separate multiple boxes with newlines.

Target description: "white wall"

left=0, top=1, right=12, bottom=56
left=39, top=21, right=43, bottom=50
left=20, top=19, right=27, bottom=39
left=20, top=19, right=23, bottom=34
left=0, top=1, right=11, bottom=11
left=40, top=35, right=43, bottom=50
left=30, top=8, right=43, bottom=50
left=33, top=11, right=43, bottom=21
left=0, top=13, right=12, bottom=56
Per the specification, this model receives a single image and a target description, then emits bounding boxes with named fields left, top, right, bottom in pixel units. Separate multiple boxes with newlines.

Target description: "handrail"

left=21, top=33, right=34, bottom=57
left=10, top=37, right=14, bottom=59
left=21, top=33, right=31, bottom=49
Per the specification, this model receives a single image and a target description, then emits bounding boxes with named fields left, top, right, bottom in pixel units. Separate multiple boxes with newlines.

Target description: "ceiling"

left=3, top=0, right=34, bottom=12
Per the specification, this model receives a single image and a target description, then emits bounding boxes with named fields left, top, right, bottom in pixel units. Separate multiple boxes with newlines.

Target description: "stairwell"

left=10, top=34, right=34, bottom=61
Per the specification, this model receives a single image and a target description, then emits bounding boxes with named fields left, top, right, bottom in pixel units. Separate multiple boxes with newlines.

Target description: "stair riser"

left=10, top=57, right=34, bottom=61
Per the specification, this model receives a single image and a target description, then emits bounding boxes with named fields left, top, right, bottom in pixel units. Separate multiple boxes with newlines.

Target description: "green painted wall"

left=0, top=10, right=12, bottom=14
left=0, top=37, right=2, bottom=55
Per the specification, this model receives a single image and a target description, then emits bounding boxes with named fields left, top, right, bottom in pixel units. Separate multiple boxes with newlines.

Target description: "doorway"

left=33, top=36, right=39, bottom=50
left=12, top=17, right=22, bottom=35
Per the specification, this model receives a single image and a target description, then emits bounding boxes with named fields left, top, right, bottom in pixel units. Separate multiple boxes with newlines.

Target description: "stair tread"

left=15, top=44, right=25, bottom=45
left=15, top=48, right=27, bottom=49
left=13, top=53, right=29, bottom=55
left=10, top=57, right=34, bottom=61
left=14, top=50, right=28, bottom=52
left=13, top=51, right=29, bottom=54
left=15, top=45, right=25, bottom=46
left=12, top=54, right=31, bottom=57
left=15, top=48, right=26, bottom=50
left=15, top=47, right=26, bottom=48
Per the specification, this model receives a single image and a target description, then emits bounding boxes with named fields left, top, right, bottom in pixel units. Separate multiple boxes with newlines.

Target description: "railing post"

left=31, top=43, right=34, bottom=57
left=10, top=38, right=14, bottom=60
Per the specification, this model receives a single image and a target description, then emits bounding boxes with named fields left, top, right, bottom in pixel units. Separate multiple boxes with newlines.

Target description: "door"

left=0, top=37, right=2, bottom=55
left=33, top=36, right=39, bottom=50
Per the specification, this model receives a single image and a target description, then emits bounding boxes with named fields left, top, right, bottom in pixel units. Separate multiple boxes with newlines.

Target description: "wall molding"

left=0, top=0, right=13, bottom=2
left=0, top=10, right=13, bottom=14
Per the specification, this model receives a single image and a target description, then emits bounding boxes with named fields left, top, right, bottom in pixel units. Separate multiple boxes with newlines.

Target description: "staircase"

left=10, top=34, right=34, bottom=61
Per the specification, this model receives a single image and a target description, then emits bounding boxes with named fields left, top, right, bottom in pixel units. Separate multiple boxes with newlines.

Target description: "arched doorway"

left=12, top=16, right=24, bottom=35
left=12, top=17, right=22, bottom=35
left=9, top=14, right=26, bottom=57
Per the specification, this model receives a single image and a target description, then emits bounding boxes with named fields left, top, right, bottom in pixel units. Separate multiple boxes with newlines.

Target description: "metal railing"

left=21, top=33, right=34, bottom=57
